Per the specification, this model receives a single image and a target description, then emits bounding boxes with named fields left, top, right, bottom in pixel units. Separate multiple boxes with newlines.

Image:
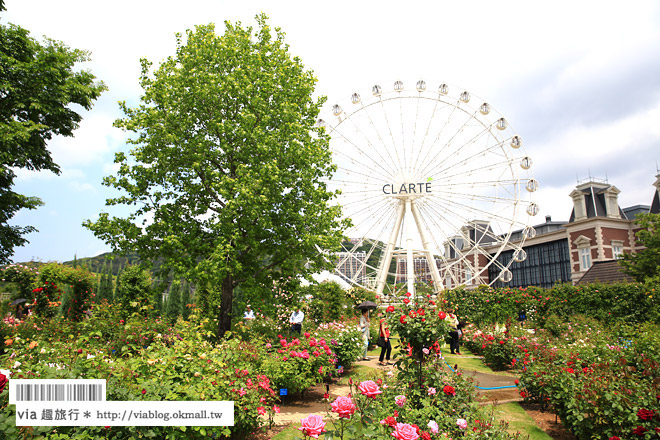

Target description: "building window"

left=579, top=248, right=592, bottom=271
left=611, top=240, right=624, bottom=259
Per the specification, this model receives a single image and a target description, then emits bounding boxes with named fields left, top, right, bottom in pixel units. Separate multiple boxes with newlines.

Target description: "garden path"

left=271, top=358, right=521, bottom=425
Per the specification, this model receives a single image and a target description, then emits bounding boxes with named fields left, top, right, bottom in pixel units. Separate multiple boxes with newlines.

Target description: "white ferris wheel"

left=318, top=80, right=539, bottom=299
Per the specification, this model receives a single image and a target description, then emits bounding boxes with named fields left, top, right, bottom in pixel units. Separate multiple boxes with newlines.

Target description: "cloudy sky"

left=3, top=0, right=660, bottom=263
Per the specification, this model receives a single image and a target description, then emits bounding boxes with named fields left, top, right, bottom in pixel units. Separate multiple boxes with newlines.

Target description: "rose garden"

left=1, top=260, right=659, bottom=439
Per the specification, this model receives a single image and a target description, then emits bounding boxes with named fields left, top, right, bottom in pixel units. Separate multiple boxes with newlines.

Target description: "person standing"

left=445, top=308, right=461, bottom=355
left=378, top=316, right=392, bottom=366
left=290, top=308, right=304, bottom=334
left=244, top=305, right=255, bottom=321
left=359, top=308, right=370, bottom=360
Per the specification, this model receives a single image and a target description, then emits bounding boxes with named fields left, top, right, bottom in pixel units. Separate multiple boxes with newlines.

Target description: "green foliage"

left=0, top=304, right=277, bottom=439
left=30, top=281, right=62, bottom=318
left=619, top=212, right=660, bottom=281
left=517, top=321, right=660, bottom=440
left=305, top=281, right=351, bottom=324
left=316, top=320, right=364, bottom=369
left=84, top=15, right=348, bottom=337
left=0, top=262, right=38, bottom=299
left=0, top=22, right=105, bottom=263
left=116, top=265, right=152, bottom=319
left=38, top=262, right=96, bottom=321
left=165, top=280, right=182, bottom=322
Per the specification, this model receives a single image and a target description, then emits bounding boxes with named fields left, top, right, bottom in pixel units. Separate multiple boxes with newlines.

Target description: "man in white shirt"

left=290, top=308, right=304, bottom=334
left=244, top=305, right=255, bottom=321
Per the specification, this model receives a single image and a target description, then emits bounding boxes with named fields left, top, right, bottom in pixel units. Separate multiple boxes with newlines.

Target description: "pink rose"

left=358, top=380, right=383, bottom=398
left=456, top=418, right=468, bottom=429
left=257, top=406, right=266, bottom=415
left=273, top=405, right=280, bottom=413
left=427, top=420, right=439, bottom=434
left=392, top=422, right=420, bottom=440
left=427, top=387, right=436, bottom=396
left=395, top=395, right=407, bottom=407
left=299, top=414, right=326, bottom=439
left=331, top=396, right=356, bottom=419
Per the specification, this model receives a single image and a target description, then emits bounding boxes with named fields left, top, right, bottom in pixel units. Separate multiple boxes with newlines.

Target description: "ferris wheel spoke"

left=378, top=99, right=406, bottom=174
left=420, top=119, right=492, bottom=176
left=329, top=136, right=396, bottom=181
left=430, top=139, right=510, bottom=179
left=433, top=189, right=522, bottom=206
left=413, top=99, right=461, bottom=174
left=440, top=178, right=520, bottom=197
left=334, top=105, right=400, bottom=177
left=418, top=106, right=479, bottom=176
left=426, top=195, right=524, bottom=237
left=412, top=97, right=445, bottom=174
left=359, top=101, right=406, bottom=178
left=431, top=156, right=517, bottom=184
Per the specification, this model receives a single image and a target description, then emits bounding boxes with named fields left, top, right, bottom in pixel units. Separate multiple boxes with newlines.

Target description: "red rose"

left=637, top=408, right=655, bottom=421
left=405, top=292, right=412, bottom=297
left=438, top=311, right=446, bottom=319
left=443, top=385, right=456, bottom=396
left=400, top=315, right=407, bottom=324
left=380, top=416, right=397, bottom=427
left=0, top=372, right=8, bottom=393
left=632, top=426, right=648, bottom=436
left=403, top=298, right=410, bottom=304
left=386, top=305, right=395, bottom=313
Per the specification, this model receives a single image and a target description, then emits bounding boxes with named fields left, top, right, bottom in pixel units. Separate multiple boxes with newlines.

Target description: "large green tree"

left=84, top=16, right=347, bottom=336
left=0, top=18, right=106, bottom=263
left=619, top=212, right=660, bottom=282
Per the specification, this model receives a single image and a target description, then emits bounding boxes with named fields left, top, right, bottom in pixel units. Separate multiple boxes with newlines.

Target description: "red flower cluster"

left=442, top=385, right=456, bottom=396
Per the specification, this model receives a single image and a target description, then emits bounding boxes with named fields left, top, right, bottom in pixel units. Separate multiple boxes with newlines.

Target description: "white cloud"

left=68, top=181, right=96, bottom=193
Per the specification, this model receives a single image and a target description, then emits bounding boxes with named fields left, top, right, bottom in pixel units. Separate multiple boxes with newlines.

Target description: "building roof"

left=651, top=190, right=659, bottom=214
left=576, top=260, right=635, bottom=285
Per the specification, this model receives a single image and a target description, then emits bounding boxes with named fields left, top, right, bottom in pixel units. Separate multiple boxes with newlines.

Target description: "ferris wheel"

left=318, top=80, right=539, bottom=298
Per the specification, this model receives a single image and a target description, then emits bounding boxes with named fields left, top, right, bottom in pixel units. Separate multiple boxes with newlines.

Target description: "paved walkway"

left=271, top=357, right=520, bottom=425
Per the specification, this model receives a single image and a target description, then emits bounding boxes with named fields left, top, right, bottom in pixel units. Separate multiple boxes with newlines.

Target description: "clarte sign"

left=382, top=182, right=432, bottom=195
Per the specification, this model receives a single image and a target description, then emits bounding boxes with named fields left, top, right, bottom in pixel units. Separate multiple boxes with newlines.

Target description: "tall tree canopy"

left=84, top=15, right=347, bottom=336
left=619, top=212, right=660, bottom=282
left=0, top=19, right=106, bottom=263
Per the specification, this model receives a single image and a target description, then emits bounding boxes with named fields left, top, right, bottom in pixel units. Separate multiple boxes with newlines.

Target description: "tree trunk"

left=218, top=274, right=234, bottom=337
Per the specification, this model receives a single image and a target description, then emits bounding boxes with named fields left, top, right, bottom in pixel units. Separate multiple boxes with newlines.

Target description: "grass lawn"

left=490, top=403, right=555, bottom=440
left=443, top=346, right=517, bottom=377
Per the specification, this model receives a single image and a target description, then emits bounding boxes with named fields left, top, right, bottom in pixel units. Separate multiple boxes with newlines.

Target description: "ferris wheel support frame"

left=410, top=199, right=444, bottom=296
left=375, top=193, right=444, bottom=299
left=375, top=203, right=404, bottom=297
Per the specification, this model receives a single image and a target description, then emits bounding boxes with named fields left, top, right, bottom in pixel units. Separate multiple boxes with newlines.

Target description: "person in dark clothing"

left=378, top=317, right=392, bottom=366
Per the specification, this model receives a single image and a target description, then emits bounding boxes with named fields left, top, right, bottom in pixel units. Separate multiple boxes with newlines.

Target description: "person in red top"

left=378, top=317, right=392, bottom=366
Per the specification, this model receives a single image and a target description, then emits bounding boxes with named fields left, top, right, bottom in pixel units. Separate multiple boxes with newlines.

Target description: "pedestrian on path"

left=359, top=308, right=370, bottom=360
left=445, top=308, right=461, bottom=355
left=378, top=317, right=392, bottom=365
